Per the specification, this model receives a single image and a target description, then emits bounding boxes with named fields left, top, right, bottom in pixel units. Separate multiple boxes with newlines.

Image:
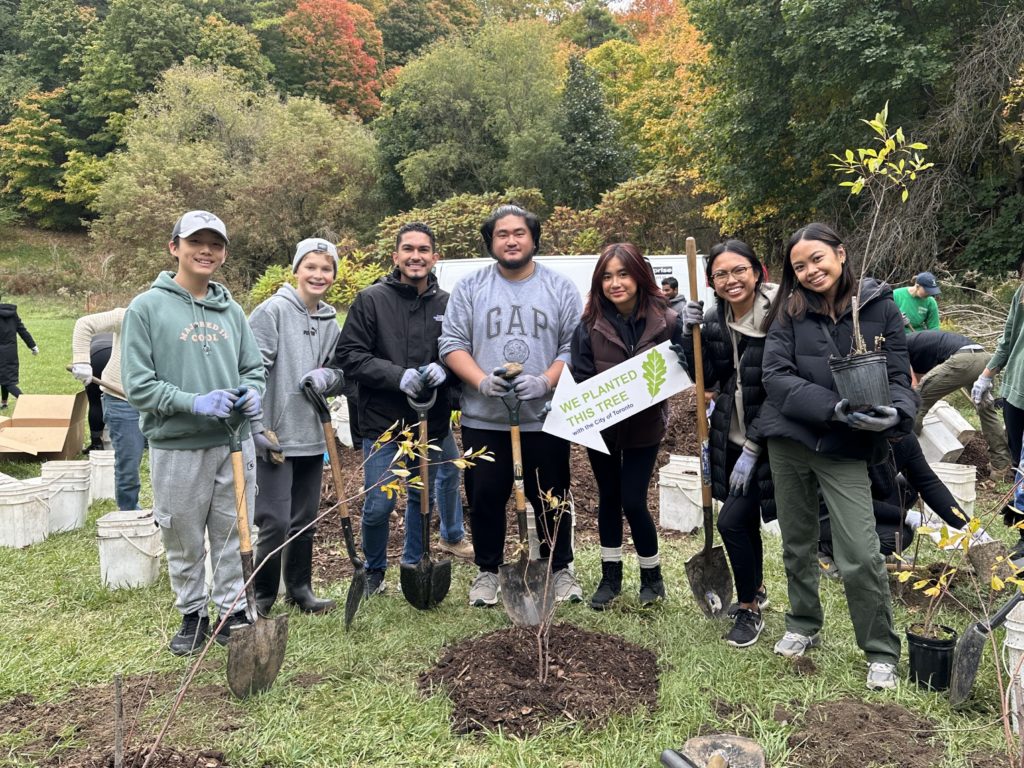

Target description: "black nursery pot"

left=906, top=625, right=957, bottom=691
left=829, top=352, right=893, bottom=410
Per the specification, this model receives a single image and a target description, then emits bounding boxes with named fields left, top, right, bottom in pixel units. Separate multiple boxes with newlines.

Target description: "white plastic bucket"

left=928, top=461, right=977, bottom=519
left=919, top=416, right=964, bottom=463
left=0, top=481, right=49, bottom=548
left=658, top=455, right=702, bottom=533
left=930, top=400, right=977, bottom=444
left=1004, top=602, right=1024, bottom=733
left=96, top=509, right=163, bottom=589
left=89, top=450, right=116, bottom=503
left=41, top=460, right=91, bottom=532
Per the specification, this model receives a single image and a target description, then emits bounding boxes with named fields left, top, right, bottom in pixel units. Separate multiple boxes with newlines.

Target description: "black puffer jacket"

left=334, top=270, right=453, bottom=442
left=760, top=278, right=918, bottom=462
left=0, top=304, right=35, bottom=386
left=680, top=285, right=776, bottom=519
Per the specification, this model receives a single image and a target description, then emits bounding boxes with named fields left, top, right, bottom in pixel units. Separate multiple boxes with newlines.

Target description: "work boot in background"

left=283, top=536, right=337, bottom=614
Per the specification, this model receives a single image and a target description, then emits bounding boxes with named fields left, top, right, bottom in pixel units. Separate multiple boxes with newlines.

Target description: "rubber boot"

left=253, top=544, right=281, bottom=618
left=589, top=561, right=622, bottom=611
left=639, top=565, right=666, bottom=606
left=284, top=536, right=337, bottom=614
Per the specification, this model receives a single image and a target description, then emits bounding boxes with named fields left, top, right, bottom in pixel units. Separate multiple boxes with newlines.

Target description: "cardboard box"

left=0, top=393, right=87, bottom=460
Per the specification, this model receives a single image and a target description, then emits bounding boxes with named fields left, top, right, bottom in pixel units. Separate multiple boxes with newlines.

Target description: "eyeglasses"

left=710, top=265, right=752, bottom=284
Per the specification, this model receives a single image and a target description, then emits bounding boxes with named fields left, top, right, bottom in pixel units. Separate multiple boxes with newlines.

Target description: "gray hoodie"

left=248, top=283, right=343, bottom=456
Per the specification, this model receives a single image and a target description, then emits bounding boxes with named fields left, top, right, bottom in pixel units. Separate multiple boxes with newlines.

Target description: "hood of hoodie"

left=270, top=282, right=337, bottom=321
left=0, top=304, right=16, bottom=318
left=150, top=270, right=234, bottom=310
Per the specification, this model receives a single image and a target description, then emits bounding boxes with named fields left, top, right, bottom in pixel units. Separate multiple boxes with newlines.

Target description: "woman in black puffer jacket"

left=678, top=240, right=778, bottom=649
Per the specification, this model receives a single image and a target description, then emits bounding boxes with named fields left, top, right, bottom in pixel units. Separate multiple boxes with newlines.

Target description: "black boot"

left=639, top=565, right=666, bottom=606
left=254, top=544, right=282, bottom=618
left=589, top=561, right=622, bottom=611
left=284, top=536, right=337, bottom=615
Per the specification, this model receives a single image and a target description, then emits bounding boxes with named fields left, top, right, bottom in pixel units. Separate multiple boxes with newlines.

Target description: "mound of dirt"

left=956, top=434, right=992, bottom=476
left=419, top=623, right=658, bottom=738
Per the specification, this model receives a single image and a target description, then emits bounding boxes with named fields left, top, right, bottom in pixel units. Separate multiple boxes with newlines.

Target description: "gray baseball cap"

left=171, top=210, right=229, bottom=243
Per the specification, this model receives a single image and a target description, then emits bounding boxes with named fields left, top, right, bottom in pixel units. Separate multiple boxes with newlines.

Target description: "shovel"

left=303, top=382, right=366, bottom=629
left=220, top=400, right=289, bottom=698
left=682, top=236, right=733, bottom=618
left=66, top=364, right=127, bottom=399
left=497, top=367, right=555, bottom=628
left=399, top=390, right=452, bottom=609
left=949, top=590, right=1024, bottom=707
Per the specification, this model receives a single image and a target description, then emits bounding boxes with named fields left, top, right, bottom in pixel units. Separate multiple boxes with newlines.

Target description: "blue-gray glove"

left=680, top=301, right=704, bottom=336
left=847, top=405, right=899, bottom=432
left=235, top=387, right=261, bottom=417
left=728, top=446, right=758, bottom=497
left=420, top=362, right=446, bottom=388
left=478, top=368, right=513, bottom=397
left=300, top=367, right=338, bottom=393
left=193, top=389, right=238, bottom=418
left=832, top=399, right=855, bottom=426
left=400, top=368, right=424, bottom=397
left=513, top=374, right=550, bottom=401
left=253, top=429, right=281, bottom=455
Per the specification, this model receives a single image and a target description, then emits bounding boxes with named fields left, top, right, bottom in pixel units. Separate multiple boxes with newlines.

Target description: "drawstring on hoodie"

left=188, top=296, right=211, bottom=356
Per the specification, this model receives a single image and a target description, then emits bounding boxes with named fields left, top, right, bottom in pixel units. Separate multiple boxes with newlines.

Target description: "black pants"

left=586, top=444, right=659, bottom=557
left=85, top=344, right=111, bottom=447
left=254, top=454, right=324, bottom=549
left=0, top=384, right=21, bottom=401
left=716, top=443, right=765, bottom=605
left=1005, top=401, right=1024, bottom=472
left=461, top=425, right=573, bottom=572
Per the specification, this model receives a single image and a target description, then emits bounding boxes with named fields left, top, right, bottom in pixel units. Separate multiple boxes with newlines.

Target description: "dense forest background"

left=0, top=0, right=1021, bottom=292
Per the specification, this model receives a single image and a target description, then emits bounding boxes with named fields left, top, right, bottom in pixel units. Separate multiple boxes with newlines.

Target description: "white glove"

left=31, top=346, right=39, bottom=356
left=971, top=374, right=993, bottom=405
left=70, top=363, right=93, bottom=385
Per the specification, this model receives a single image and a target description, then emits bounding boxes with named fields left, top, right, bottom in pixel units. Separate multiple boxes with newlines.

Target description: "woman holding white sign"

left=570, top=242, right=682, bottom=609
left=675, top=240, right=778, bottom=649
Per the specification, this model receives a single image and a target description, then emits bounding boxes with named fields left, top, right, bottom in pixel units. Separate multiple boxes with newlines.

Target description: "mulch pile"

left=419, top=623, right=659, bottom=737
left=956, top=434, right=992, bottom=476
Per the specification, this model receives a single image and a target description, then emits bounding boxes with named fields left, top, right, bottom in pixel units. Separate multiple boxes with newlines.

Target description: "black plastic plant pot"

left=906, top=625, right=957, bottom=691
left=829, top=351, right=892, bottom=411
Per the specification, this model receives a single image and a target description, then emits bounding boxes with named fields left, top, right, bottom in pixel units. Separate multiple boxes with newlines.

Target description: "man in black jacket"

left=334, top=222, right=472, bottom=596
left=907, top=329, right=1011, bottom=475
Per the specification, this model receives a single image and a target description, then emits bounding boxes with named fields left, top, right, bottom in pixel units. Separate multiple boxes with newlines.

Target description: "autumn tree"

left=377, top=0, right=481, bottom=68
left=189, top=12, right=273, bottom=91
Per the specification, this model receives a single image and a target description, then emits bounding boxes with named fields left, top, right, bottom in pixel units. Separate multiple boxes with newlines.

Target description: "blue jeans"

left=434, top=431, right=466, bottom=546
left=102, top=394, right=144, bottom=510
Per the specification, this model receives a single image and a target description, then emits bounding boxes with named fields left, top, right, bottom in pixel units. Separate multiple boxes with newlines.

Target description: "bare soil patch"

left=956, top=434, right=992, bottom=476
left=418, top=623, right=658, bottom=738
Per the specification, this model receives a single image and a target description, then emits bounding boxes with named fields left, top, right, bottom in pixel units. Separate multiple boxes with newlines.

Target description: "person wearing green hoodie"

left=121, top=211, right=265, bottom=657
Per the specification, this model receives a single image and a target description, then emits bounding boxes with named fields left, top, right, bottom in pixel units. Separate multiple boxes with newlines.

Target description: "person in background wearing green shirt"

left=892, top=272, right=940, bottom=332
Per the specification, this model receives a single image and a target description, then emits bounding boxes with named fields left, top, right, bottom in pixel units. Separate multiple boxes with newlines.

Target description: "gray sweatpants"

left=151, top=439, right=256, bottom=618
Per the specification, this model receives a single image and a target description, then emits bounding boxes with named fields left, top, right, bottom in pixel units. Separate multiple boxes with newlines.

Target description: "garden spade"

left=498, top=364, right=555, bottom=628
left=400, top=390, right=452, bottom=609
left=682, top=236, right=733, bottom=619
left=949, top=590, right=1024, bottom=707
left=220, top=399, right=289, bottom=698
left=303, top=382, right=366, bottom=629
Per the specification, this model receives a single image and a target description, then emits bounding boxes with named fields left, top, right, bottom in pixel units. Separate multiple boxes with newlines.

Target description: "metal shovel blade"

left=401, top=557, right=453, bottom=610
left=949, top=623, right=987, bottom=708
left=499, top=558, right=556, bottom=628
left=226, top=613, right=289, bottom=698
left=344, top=566, right=366, bottom=630
left=685, top=544, right=733, bottom=619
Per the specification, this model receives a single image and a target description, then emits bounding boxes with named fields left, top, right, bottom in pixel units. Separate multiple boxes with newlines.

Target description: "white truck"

left=433, top=253, right=716, bottom=307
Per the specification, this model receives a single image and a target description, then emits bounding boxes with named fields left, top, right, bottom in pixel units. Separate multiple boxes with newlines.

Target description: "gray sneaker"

left=469, top=570, right=499, bottom=606
left=553, top=568, right=583, bottom=603
left=773, top=631, right=821, bottom=658
left=866, top=662, right=898, bottom=690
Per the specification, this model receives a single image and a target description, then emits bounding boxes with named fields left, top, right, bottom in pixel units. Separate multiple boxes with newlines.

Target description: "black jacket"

left=334, top=270, right=453, bottom=441
left=906, top=330, right=975, bottom=374
left=760, top=278, right=918, bottom=462
left=0, top=304, right=34, bottom=386
left=680, top=287, right=776, bottom=518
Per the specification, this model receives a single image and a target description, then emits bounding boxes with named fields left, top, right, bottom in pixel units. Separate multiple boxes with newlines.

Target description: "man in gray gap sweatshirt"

left=439, top=204, right=583, bottom=607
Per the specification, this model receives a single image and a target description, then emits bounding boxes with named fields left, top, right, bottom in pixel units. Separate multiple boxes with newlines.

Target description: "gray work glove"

left=31, top=346, right=39, bottom=355
left=300, top=367, right=339, bottom=393
left=478, top=368, right=513, bottom=397
left=847, top=405, right=899, bottom=432
left=193, top=389, right=239, bottom=418
left=512, top=373, right=550, bottom=401
left=253, top=429, right=281, bottom=455
left=234, top=387, right=261, bottom=417
left=680, top=301, right=704, bottom=336
left=971, top=374, right=994, bottom=405
left=420, top=362, right=446, bottom=388
left=728, top=446, right=758, bottom=497
left=400, top=368, right=425, bottom=397
left=70, top=363, right=93, bottom=385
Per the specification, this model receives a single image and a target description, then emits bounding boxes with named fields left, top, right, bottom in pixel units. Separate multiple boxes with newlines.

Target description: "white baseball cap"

left=171, top=210, right=229, bottom=243
left=293, top=238, right=339, bottom=272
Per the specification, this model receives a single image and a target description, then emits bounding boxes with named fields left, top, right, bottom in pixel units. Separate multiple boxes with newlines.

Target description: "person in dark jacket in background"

left=907, top=329, right=1011, bottom=473
left=760, top=222, right=917, bottom=692
left=334, top=222, right=470, bottom=597
left=676, top=239, right=778, bottom=647
left=571, top=242, right=680, bottom=609
left=0, top=297, right=38, bottom=408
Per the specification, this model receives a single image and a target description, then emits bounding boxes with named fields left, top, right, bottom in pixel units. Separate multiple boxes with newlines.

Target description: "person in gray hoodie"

left=248, top=238, right=346, bottom=616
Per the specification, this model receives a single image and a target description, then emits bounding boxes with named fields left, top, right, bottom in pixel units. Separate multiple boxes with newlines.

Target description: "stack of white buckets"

left=0, top=452, right=163, bottom=591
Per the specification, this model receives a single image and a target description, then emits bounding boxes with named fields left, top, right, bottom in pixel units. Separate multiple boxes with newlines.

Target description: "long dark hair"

left=763, top=222, right=856, bottom=329
left=706, top=239, right=765, bottom=291
left=582, top=242, right=666, bottom=326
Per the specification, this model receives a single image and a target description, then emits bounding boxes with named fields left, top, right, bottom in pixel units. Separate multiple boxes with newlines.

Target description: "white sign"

left=543, top=340, right=693, bottom=454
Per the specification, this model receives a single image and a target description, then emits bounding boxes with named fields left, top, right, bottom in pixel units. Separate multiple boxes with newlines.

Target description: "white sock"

left=600, top=546, right=623, bottom=563
left=638, top=554, right=660, bottom=569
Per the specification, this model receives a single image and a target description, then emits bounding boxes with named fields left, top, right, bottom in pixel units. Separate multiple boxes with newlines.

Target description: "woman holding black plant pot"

left=676, top=239, right=778, bottom=648
left=759, top=222, right=917, bottom=691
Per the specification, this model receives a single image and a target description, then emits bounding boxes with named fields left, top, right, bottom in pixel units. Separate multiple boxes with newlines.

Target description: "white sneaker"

left=866, top=662, right=898, bottom=690
left=553, top=568, right=583, bottom=603
left=469, top=570, right=499, bottom=606
left=773, top=631, right=821, bottom=658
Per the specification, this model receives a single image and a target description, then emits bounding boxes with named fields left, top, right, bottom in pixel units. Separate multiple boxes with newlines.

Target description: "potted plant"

left=828, top=102, right=934, bottom=408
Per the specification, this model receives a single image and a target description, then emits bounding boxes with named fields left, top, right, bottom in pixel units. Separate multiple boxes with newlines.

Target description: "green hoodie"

left=121, top=271, right=265, bottom=449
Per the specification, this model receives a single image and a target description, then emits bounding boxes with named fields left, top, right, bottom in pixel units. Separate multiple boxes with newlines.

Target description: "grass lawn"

left=0, top=295, right=1018, bottom=767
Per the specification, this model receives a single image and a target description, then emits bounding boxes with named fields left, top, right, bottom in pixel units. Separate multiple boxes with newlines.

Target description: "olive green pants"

left=768, top=437, right=900, bottom=664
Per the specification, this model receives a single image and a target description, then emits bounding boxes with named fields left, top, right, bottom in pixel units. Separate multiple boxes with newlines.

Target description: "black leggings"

left=586, top=444, right=660, bottom=557
left=0, top=384, right=21, bottom=401
left=461, top=425, right=573, bottom=572
left=86, top=344, right=111, bottom=446
left=716, top=443, right=765, bottom=605
left=1004, top=401, right=1024, bottom=471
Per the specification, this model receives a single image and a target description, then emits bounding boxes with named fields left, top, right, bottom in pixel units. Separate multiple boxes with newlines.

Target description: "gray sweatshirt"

left=439, top=262, right=581, bottom=431
left=248, top=283, right=343, bottom=456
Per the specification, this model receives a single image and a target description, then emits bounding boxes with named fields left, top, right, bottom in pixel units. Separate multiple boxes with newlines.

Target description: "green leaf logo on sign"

left=642, top=349, right=667, bottom=399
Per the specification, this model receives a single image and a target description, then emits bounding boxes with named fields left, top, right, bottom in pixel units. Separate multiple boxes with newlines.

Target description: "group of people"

left=52, top=202, right=1024, bottom=695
